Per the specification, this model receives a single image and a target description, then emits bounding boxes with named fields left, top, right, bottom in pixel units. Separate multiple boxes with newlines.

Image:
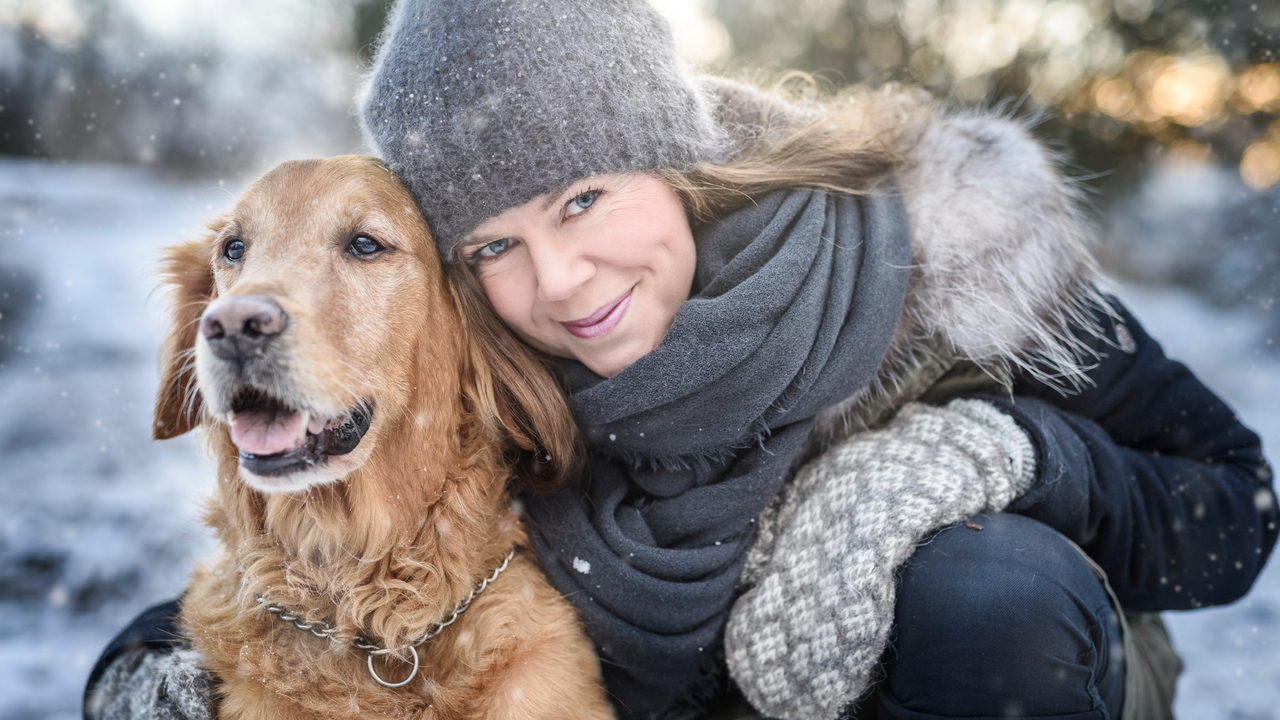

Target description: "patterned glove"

left=85, top=646, right=217, bottom=720
left=726, top=399, right=1037, bottom=720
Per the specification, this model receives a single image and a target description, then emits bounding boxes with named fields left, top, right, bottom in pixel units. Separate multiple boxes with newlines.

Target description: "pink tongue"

left=230, top=408, right=305, bottom=456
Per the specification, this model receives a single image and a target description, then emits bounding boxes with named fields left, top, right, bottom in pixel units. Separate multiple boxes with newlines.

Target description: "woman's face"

left=460, top=173, right=695, bottom=378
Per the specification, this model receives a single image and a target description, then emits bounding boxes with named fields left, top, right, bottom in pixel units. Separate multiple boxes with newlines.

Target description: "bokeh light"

left=1147, top=54, right=1231, bottom=128
left=1094, top=77, right=1135, bottom=118
left=650, top=0, right=732, bottom=68
left=1237, top=63, right=1280, bottom=114
left=709, top=0, right=1280, bottom=209
left=706, top=0, right=1280, bottom=342
left=1241, top=140, right=1280, bottom=189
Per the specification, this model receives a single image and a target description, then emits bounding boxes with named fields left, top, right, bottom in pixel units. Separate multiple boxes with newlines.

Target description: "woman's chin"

left=576, top=335, right=658, bottom=379
left=579, top=351, right=636, bottom=379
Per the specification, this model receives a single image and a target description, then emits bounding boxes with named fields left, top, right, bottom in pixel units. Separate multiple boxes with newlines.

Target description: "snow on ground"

left=0, top=158, right=226, bottom=720
left=0, top=157, right=1276, bottom=719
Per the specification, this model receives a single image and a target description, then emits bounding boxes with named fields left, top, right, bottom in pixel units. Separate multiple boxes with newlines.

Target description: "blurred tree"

left=0, top=0, right=366, bottom=175
left=709, top=0, right=1280, bottom=323
left=710, top=0, right=1279, bottom=182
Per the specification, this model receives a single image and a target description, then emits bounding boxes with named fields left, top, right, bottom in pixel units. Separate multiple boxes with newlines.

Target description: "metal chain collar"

left=256, top=547, right=516, bottom=687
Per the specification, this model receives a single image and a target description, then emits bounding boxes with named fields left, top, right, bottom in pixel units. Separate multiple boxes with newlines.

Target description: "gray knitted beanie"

left=360, top=0, right=731, bottom=256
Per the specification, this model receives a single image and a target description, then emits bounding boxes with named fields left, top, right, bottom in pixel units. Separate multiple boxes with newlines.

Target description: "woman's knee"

left=880, top=513, right=1123, bottom=719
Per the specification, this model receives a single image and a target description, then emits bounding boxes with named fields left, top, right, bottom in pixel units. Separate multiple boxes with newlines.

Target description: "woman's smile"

left=561, top=288, right=634, bottom=339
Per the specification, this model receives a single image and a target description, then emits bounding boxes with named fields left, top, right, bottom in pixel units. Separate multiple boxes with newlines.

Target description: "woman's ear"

left=451, top=271, right=582, bottom=490
left=153, top=231, right=218, bottom=440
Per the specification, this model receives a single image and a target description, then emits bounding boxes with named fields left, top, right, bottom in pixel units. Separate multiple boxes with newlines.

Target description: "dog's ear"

left=451, top=272, right=582, bottom=491
left=153, top=229, right=218, bottom=440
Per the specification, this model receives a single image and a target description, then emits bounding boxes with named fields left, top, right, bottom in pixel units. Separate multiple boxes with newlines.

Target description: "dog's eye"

left=348, top=235, right=385, bottom=257
left=223, top=239, right=245, bottom=262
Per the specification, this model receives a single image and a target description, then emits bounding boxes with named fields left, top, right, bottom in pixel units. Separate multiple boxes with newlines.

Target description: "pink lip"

left=562, top=289, right=632, bottom=340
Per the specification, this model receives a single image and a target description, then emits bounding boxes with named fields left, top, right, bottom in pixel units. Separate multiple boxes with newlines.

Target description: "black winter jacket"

left=989, top=297, right=1277, bottom=611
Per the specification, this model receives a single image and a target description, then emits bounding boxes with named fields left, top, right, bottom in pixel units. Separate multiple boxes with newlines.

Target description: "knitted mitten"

left=85, top=647, right=216, bottom=720
left=725, top=399, right=1037, bottom=720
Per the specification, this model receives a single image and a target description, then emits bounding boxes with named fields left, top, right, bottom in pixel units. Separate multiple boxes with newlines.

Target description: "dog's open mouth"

left=227, top=389, right=373, bottom=476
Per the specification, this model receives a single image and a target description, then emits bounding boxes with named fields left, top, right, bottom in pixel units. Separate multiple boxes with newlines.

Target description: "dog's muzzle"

left=200, top=294, right=375, bottom=478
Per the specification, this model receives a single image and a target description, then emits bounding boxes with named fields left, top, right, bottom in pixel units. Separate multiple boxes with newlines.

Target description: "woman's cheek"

left=480, top=271, right=534, bottom=332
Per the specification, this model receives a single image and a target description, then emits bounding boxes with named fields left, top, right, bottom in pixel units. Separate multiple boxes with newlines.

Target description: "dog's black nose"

left=201, top=295, right=288, bottom=361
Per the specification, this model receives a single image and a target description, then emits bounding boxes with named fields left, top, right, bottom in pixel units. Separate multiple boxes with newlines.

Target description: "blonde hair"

left=659, top=76, right=933, bottom=222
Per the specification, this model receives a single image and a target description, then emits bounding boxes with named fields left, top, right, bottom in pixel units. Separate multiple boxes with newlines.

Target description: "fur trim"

left=701, top=76, right=814, bottom=160
left=896, top=112, right=1106, bottom=383
left=814, top=111, right=1110, bottom=438
left=699, top=79, right=1110, bottom=435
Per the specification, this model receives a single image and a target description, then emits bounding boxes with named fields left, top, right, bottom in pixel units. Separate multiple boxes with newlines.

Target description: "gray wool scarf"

left=523, top=187, right=911, bottom=719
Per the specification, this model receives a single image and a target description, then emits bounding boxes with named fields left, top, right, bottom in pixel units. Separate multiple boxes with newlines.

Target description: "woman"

left=87, top=1, right=1276, bottom=719
left=359, top=1, right=1275, bottom=718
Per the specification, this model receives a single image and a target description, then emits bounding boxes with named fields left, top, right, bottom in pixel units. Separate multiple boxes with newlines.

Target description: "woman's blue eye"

left=348, top=235, right=385, bottom=257
left=476, top=238, right=512, bottom=258
left=565, top=190, right=599, bottom=216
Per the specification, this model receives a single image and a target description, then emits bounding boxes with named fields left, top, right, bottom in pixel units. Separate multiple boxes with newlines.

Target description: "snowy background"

left=1, top=0, right=1279, bottom=718
left=1, top=150, right=1277, bottom=720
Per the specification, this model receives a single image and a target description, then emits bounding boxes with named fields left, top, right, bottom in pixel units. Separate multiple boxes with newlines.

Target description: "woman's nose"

left=529, top=238, right=596, bottom=303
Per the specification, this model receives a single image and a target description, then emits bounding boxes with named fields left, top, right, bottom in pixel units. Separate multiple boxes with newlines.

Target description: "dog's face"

left=163, top=157, right=450, bottom=492
left=154, top=156, right=577, bottom=495
left=149, top=155, right=577, bottom=497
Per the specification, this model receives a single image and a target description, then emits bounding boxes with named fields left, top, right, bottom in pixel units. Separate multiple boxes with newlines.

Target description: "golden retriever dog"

left=152, top=155, right=615, bottom=719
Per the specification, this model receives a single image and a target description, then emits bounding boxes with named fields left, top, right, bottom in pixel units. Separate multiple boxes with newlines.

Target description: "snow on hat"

left=359, top=0, right=730, bottom=257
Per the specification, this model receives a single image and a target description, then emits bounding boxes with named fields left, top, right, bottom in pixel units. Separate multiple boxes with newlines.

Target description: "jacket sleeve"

left=984, top=295, right=1277, bottom=612
left=83, top=598, right=218, bottom=720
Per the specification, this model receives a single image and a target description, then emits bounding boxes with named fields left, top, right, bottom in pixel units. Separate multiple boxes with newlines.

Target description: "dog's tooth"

left=298, top=410, right=310, bottom=442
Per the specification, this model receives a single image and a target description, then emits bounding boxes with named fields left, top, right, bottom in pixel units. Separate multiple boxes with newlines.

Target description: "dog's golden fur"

left=153, top=155, right=614, bottom=719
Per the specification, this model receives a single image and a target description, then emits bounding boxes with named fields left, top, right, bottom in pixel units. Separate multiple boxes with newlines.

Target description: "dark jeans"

left=865, top=512, right=1125, bottom=720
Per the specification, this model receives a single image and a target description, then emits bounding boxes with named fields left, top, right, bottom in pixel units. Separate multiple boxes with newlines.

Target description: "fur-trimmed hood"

left=892, top=111, right=1103, bottom=387
left=827, top=111, right=1107, bottom=438
left=704, top=79, right=1106, bottom=435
